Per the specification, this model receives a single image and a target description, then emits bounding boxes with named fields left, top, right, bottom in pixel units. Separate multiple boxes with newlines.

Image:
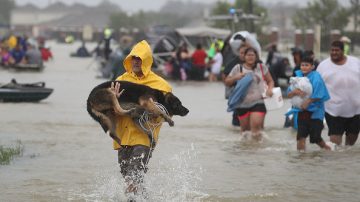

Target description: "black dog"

left=87, top=80, right=189, bottom=145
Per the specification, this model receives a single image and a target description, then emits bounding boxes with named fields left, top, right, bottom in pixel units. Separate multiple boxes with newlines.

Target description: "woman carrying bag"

left=225, top=47, right=274, bottom=140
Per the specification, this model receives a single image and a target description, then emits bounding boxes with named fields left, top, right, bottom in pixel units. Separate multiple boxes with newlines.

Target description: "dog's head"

left=164, top=92, right=189, bottom=116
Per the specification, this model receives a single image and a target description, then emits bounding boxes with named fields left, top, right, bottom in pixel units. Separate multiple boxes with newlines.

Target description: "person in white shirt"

left=317, top=40, right=360, bottom=146
left=209, top=44, right=223, bottom=82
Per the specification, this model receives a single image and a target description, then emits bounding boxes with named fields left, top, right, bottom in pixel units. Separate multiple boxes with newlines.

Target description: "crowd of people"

left=224, top=39, right=360, bottom=152
left=106, top=37, right=360, bottom=200
left=168, top=40, right=225, bottom=82
left=0, top=34, right=53, bottom=67
left=165, top=39, right=313, bottom=86
left=2, top=30, right=357, bottom=198
left=155, top=35, right=359, bottom=153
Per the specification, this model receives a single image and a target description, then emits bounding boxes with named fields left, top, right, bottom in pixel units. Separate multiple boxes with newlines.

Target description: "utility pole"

left=350, top=0, right=359, bottom=52
left=248, top=0, right=255, bottom=33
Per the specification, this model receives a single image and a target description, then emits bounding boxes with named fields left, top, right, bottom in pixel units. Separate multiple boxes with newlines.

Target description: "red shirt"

left=191, top=49, right=207, bottom=67
left=40, top=48, right=53, bottom=61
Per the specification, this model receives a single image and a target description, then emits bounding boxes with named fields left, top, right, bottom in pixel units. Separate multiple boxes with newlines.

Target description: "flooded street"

left=1, top=42, right=360, bottom=202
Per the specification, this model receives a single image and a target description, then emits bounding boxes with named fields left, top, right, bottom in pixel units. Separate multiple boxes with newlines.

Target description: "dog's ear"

left=164, top=92, right=174, bottom=103
left=165, top=92, right=182, bottom=106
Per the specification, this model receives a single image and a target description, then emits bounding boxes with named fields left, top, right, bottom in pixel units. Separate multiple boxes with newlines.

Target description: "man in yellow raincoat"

left=112, top=40, right=172, bottom=194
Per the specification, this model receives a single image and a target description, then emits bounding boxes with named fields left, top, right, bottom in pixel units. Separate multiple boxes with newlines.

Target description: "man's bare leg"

left=330, top=135, right=342, bottom=145
left=317, top=140, right=331, bottom=150
left=297, top=138, right=306, bottom=151
left=345, top=133, right=359, bottom=146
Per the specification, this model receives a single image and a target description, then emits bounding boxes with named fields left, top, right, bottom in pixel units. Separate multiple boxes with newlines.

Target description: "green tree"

left=349, top=0, right=360, bottom=49
left=110, top=10, right=190, bottom=30
left=234, top=0, right=269, bottom=32
left=109, top=11, right=131, bottom=29
left=0, top=0, right=15, bottom=25
left=350, top=0, right=360, bottom=33
left=292, top=0, right=350, bottom=35
left=210, top=1, right=232, bottom=29
left=210, top=0, right=268, bottom=34
left=110, top=1, right=209, bottom=31
left=160, top=0, right=207, bottom=18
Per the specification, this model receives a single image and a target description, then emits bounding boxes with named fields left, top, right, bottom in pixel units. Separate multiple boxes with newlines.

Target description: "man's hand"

left=266, top=87, right=273, bottom=97
left=300, top=99, right=312, bottom=110
left=111, top=82, right=122, bottom=98
left=234, top=72, right=246, bottom=80
left=293, top=88, right=306, bottom=97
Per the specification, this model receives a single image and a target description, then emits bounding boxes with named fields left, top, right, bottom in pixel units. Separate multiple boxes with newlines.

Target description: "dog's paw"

left=168, top=120, right=175, bottom=127
left=127, top=107, right=136, bottom=113
left=128, top=107, right=144, bottom=118
left=125, top=108, right=136, bottom=116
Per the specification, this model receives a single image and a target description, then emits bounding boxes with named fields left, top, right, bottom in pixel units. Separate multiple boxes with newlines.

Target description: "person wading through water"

left=111, top=40, right=172, bottom=197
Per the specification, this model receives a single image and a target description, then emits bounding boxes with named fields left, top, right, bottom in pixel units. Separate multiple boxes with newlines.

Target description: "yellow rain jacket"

left=7, top=35, right=17, bottom=49
left=114, top=40, right=172, bottom=149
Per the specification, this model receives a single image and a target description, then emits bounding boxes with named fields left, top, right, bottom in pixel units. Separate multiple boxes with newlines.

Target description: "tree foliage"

left=210, top=0, right=268, bottom=33
left=292, top=0, right=350, bottom=35
left=110, top=1, right=207, bottom=30
left=349, top=0, right=360, bottom=33
left=210, top=1, right=232, bottom=29
left=160, top=0, right=207, bottom=18
left=110, top=11, right=191, bottom=30
left=0, top=0, right=15, bottom=25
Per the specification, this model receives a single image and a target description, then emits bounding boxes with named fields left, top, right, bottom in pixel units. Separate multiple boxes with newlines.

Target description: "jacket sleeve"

left=310, top=73, right=330, bottom=102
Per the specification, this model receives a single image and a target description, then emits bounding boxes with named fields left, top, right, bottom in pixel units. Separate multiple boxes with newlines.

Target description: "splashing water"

left=67, top=169, right=127, bottom=201
left=144, top=143, right=206, bottom=201
left=68, top=144, right=206, bottom=201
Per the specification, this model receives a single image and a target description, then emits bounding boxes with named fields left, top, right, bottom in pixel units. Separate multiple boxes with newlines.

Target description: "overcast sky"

left=15, top=0, right=329, bottom=12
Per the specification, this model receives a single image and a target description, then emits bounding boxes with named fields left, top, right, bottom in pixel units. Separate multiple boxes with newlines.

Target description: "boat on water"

left=0, top=79, right=53, bottom=102
left=11, top=63, right=44, bottom=71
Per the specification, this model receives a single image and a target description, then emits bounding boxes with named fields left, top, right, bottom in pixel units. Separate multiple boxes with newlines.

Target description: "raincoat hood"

left=118, top=40, right=171, bottom=93
left=123, top=40, right=153, bottom=77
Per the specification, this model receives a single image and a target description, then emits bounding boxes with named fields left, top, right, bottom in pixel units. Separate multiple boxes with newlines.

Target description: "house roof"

left=13, top=1, right=121, bottom=29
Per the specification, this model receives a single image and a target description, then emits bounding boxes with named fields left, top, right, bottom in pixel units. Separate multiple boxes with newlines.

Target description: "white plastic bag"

left=229, top=31, right=262, bottom=57
left=289, top=77, right=312, bottom=108
left=264, top=87, right=284, bottom=110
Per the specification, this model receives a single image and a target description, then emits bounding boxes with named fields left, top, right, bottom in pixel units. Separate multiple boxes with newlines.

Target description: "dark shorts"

left=325, top=113, right=360, bottom=136
left=232, top=110, right=240, bottom=126
left=297, top=111, right=324, bottom=144
left=236, top=103, right=267, bottom=120
left=118, top=145, right=151, bottom=183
